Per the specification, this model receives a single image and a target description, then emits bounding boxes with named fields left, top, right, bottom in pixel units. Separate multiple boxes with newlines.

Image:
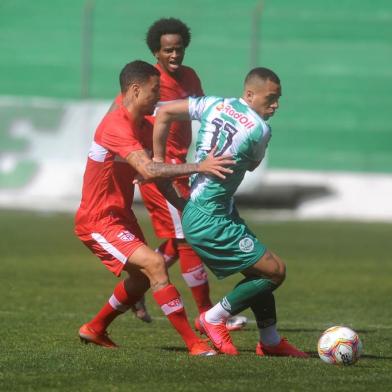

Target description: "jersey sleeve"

left=101, top=120, right=144, bottom=160
left=188, top=96, right=219, bottom=121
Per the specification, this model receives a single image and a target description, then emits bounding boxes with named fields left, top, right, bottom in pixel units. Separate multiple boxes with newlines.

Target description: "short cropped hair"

left=119, top=60, right=160, bottom=93
left=146, top=18, right=191, bottom=53
left=244, top=67, right=280, bottom=86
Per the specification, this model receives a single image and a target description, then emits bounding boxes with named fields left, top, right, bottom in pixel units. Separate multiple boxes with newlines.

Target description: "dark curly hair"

left=146, top=18, right=191, bottom=53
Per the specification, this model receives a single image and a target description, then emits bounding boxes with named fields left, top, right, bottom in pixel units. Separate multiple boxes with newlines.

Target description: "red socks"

left=178, top=243, right=213, bottom=314
left=153, top=284, right=198, bottom=348
left=88, top=280, right=141, bottom=333
left=157, top=239, right=213, bottom=314
left=156, top=238, right=178, bottom=267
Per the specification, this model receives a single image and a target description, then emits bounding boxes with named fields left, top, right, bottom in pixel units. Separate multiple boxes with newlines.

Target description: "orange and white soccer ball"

left=317, top=326, right=363, bottom=365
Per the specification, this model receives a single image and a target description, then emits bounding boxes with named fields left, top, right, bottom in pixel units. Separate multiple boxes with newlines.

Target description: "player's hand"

left=198, top=146, right=235, bottom=179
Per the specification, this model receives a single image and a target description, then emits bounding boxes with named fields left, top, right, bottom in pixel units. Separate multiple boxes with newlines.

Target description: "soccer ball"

left=317, top=326, right=362, bottom=365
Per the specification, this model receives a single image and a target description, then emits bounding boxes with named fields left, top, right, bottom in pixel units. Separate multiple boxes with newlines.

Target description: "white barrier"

left=262, top=170, right=392, bottom=222
left=0, top=96, right=106, bottom=211
left=1, top=96, right=391, bottom=221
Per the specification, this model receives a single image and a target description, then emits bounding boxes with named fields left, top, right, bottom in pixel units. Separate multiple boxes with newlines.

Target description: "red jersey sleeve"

left=98, top=109, right=144, bottom=160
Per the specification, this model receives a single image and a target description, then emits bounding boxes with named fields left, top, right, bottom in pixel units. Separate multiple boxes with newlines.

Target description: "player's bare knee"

left=144, top=252, right=168, bottom=281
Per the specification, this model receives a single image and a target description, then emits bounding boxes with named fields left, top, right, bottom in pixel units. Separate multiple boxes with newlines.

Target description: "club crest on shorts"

left=117, top=230, right=135, bottom=242
left=239, top=236, right=254, bottom=253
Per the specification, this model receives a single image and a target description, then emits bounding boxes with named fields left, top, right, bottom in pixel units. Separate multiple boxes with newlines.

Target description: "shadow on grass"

left=302, top=352, right=392, bottom=361
left=361, top=354, right=392, bottom=360
left=278, top=327, right=378, bottom=334
left=215, top=348, right=392, bottom=361
left=161, top=345, right=189, bottom=353
left=239, top=347, right=318, bottom=358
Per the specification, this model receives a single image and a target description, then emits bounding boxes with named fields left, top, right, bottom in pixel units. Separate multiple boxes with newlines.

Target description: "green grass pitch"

left=1, top=208, right=391, bottom=391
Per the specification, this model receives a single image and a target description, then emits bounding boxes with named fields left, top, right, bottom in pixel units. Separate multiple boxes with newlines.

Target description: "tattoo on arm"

left=127, top=150, right=152, bottom=174
left=146, top=161, right=199, bottom=178
left=127, top=150, right=199, bottom=180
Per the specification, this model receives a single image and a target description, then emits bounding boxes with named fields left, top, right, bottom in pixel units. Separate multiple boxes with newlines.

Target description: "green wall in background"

left=1, top=0, right=391, bottom=172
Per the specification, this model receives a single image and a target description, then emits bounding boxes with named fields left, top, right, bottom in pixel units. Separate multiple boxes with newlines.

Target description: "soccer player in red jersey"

left=75, top=60, right=234, bottom=355
left=128, top=18, right=247, bottom=330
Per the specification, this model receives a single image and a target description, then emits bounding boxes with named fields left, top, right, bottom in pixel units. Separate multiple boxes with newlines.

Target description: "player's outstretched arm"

left=153, top=99, right=191, bottom=162
left=127, top=148, right=234, bottom=182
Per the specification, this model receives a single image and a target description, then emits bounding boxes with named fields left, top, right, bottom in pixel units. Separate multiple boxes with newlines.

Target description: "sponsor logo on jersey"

left=239, top=236, right=255, bottom=253
left=117, top=230, right=135, bottom=242
left=216, top=103, right=255, bottom=129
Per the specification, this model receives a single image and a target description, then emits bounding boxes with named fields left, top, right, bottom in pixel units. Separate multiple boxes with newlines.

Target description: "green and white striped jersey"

left=188, top=96, right=271, bottom=214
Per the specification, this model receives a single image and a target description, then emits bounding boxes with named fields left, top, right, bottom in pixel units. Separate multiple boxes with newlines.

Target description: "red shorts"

left=139, top=176, right=190, bottom=239
left=77, top=216, right=146, bottom=277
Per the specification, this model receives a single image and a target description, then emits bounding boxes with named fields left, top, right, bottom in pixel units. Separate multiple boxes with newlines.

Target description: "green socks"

left=220, top=276, right=277, bottom=315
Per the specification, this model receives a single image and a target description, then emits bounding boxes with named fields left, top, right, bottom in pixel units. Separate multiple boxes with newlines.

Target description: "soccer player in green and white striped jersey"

left=152, top=67, right=308, bottom=357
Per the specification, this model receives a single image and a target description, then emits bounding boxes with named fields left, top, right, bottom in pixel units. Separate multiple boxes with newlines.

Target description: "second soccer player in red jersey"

left=132, top=18, right=247, bottom=331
